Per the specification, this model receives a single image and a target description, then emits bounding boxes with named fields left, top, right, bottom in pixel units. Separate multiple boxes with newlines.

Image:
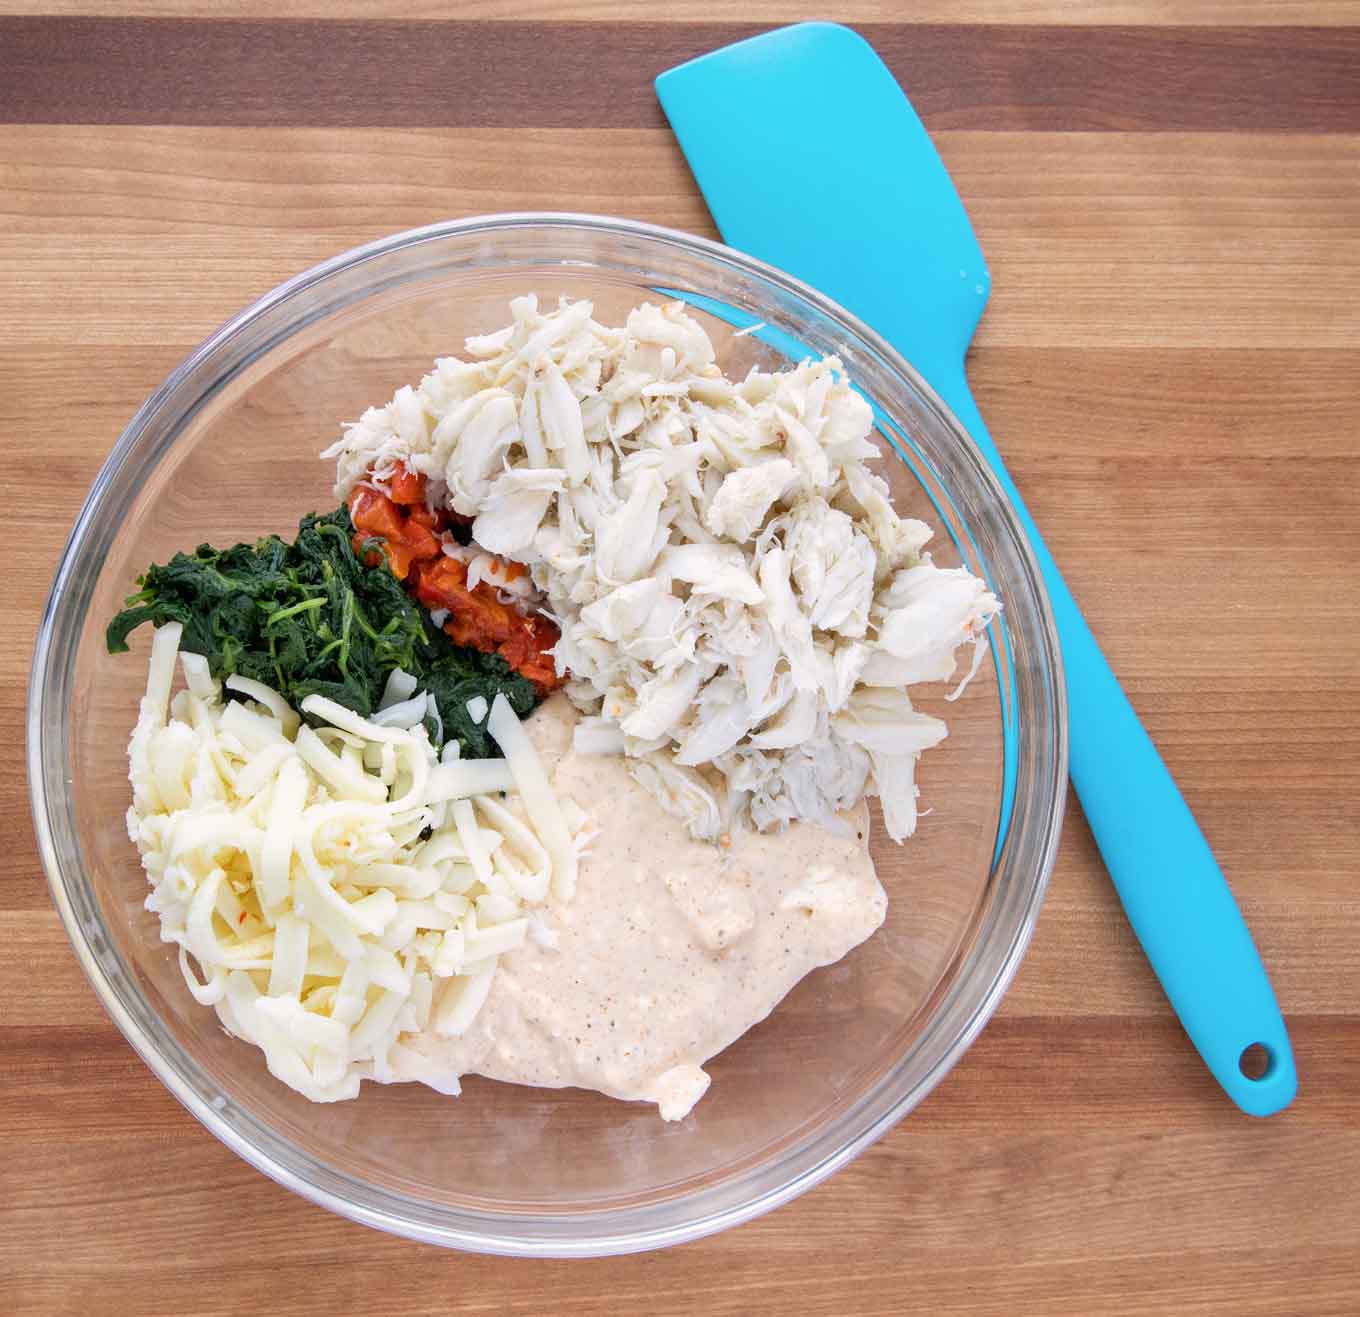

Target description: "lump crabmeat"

left=324, top=297, right=1000, bottom=844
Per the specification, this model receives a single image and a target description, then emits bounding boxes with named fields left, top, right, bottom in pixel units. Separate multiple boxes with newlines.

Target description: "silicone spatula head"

left=656, top=21, right=989, bottom=408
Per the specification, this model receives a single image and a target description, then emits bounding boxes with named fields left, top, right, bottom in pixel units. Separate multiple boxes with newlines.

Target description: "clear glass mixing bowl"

left=28, top=215, right=1066, bottom=1256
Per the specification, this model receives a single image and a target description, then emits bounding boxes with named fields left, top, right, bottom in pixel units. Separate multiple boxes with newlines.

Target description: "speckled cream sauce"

left=393, top=696, right=886, bottom=1119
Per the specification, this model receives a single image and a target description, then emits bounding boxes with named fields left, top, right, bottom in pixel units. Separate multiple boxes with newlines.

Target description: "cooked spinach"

left=106, top=507, right=537, bottom=757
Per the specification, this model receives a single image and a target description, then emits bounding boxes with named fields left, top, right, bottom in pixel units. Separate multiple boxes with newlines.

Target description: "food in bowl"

left=109, top=295, right=1000, bottom=1119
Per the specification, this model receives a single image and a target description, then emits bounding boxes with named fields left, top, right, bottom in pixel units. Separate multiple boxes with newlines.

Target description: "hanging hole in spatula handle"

left=1238, top=1043, right=1274, bottom=1081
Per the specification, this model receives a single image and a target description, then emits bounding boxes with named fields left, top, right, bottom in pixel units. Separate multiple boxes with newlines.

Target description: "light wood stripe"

left=5, top=1014, right=1357, bottom=1142
left=6, top=128, right=1358, bottom=239
left=4, top=232, right=1354, bottom=349
left=1, top=128, right=1357, bottom=348
left=0, top=127, right=716, bottom=237
left=0, top=1120, right=1356, bottom=1270
left=7, top=873, right=1356, bottom=1024
left=8, top=342, right=1360, bottom=461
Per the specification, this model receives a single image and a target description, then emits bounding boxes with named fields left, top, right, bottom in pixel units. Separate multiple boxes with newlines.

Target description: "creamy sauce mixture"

left=394, top=696, right=885, bottom=1119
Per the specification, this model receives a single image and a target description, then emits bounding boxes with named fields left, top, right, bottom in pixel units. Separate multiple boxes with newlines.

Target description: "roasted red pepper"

left=414, top=556, right=562, bottom=694
left=348, top=472, right=441, bottom=583
left=385, top=462, right=426, bottom=507
left=351, top=463, right=563, bottom=693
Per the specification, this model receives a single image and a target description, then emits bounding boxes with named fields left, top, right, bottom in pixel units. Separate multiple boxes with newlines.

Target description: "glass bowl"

left=28, top=215, right=1066, bottom=1256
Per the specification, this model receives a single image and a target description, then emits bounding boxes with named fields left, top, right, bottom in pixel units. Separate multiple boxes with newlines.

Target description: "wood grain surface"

left=3, top=3, right=1358, bottom=1314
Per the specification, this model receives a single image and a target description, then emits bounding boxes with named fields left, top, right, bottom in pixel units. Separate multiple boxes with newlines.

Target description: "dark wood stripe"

left=1, top=19, right=1357, bottom=131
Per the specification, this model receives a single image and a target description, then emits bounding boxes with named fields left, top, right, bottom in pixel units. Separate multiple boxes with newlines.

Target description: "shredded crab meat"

left=324, top=296, right=1000, bottom=843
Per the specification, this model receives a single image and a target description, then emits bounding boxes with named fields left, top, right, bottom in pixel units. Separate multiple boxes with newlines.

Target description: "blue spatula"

left=657, top=21, right=1296, bottom=1116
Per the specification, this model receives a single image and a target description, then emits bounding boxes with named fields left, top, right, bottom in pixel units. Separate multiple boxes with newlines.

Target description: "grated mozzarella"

left=125, top=626, right=586, bottom=1104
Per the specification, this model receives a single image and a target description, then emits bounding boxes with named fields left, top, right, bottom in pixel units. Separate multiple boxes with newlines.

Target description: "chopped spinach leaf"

left=106, top=506, right=539, bottom=756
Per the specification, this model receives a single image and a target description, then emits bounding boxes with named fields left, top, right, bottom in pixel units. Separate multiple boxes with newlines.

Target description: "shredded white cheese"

left=125, top=626, right=585, bottom=1103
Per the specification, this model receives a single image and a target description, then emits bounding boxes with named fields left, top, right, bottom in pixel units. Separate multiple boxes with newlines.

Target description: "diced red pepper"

left=349, top=462, right=564, bottom=693
left=386, top=462, right=426, bottom=507
left=348, top=478, right=441, bottom=582
left=414, top=556, right=563, bottom=694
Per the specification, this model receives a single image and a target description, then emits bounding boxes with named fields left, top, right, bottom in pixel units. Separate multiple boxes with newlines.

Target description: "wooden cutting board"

left=2, top=3, right=1357, bottom=1313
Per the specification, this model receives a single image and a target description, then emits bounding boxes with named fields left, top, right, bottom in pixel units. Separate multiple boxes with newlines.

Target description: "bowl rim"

left=27, top=211, right=1067, bottom=1256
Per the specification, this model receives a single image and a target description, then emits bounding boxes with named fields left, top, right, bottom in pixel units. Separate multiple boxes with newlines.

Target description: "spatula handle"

left=943, top=379, right=1297, bottom=1116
